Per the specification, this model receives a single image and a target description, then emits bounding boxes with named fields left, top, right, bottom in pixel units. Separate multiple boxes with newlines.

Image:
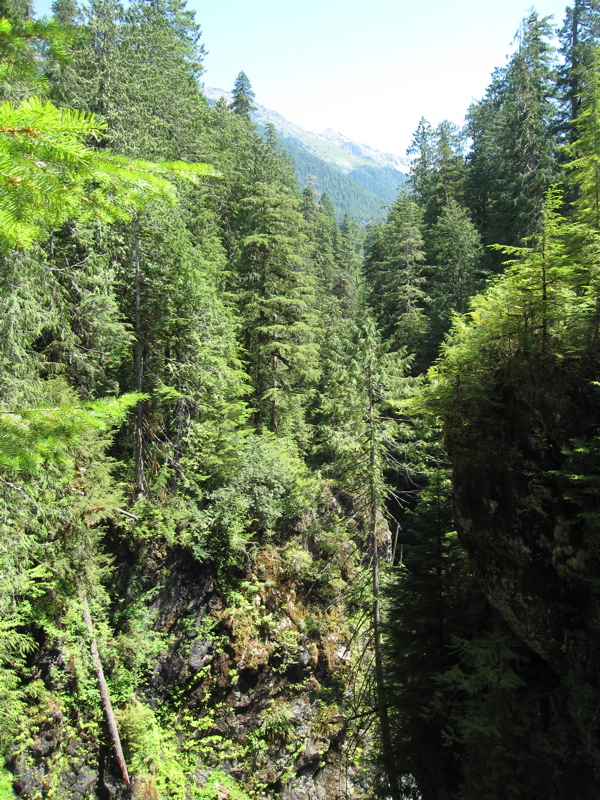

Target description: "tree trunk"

left=571, top=0, right=580, bottom=135
left=134, top=220, right=144, bottom=500
left=368, top=368, right=401, bottom=800
left=81, top=591, right=130, bottom=786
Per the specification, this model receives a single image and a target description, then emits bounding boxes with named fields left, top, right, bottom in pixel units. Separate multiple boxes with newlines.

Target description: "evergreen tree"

left=0, top=384, right=140, bottom=773
left=407, top=117, right=436, bottom=216
left=300, top=183, right=337, bottom=309
left=364, top=191, right=429, bottom=360
left=564, top=46, right=600, bottom=230
left=385, top=441, right=475, bottom=800
left=230, top=69, right=256, bottom=118
left=51, top=0, right=209, bottom=161
left=0, top=13, right=209, bottom=247
left=334, top=213, right=364, bottom=318
left=51, top=0, right=80, bottom=26
left=313, top=192, right=340, bottom=290
left=209, top=101, right=321, bottom=438
left=407, top=118, right=466, bottom=225
left=300, top=179, right=319, bottom=226
left=558, top=0, right=600, bottom=143
left=236, top=179, right=318, bottom=435
left=421, top=136, right=600, bottom=799
left=465, top=12, right=559, bottom=268
left=316, top=317, right=413, bottom=800
left=424, top=199, right=484, bottom=357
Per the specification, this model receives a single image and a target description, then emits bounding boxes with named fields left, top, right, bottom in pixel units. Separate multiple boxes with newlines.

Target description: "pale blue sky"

left=36, top=0, right=571, bottom=156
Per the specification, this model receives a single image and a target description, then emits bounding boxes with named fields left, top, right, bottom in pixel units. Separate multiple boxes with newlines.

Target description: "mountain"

left=203, top=88, right=409, bottom=222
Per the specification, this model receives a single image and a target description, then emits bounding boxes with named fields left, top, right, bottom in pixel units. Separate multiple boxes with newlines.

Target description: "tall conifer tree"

left=465, top=13, right=559, bottom=268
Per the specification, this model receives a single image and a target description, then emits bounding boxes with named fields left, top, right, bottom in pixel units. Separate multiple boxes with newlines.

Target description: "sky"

left=35, top=0, right=572, bottom=157
left=192, top=0, right=569, bottom=156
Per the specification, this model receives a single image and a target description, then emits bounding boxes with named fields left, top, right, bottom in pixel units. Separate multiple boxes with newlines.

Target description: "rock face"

left=8, top=522, right=374, bottom=799
left=448, top=357, right=600, bottom=788
left=137, top=545, right=371, bottom=799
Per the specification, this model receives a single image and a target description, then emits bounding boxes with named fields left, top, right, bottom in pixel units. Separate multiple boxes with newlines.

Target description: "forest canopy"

left=2, top=2, right=600, bottom=800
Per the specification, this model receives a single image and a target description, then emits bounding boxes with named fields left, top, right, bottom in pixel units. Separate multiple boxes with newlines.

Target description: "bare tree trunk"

left=81, top=592, right=130, bottom=786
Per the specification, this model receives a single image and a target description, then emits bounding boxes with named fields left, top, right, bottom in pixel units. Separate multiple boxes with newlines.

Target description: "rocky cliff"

left=447, top=353, right=600, bottom=795
left=6, top=496, right=378, bottom=800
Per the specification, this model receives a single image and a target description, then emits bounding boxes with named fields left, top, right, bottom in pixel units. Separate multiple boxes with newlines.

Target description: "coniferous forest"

left=3, top=1, right=600, bottom=798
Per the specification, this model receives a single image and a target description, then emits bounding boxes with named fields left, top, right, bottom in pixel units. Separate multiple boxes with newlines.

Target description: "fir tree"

left=465, top=12, right=559, bottom=268
left=236, top=179, right=318, bottom=435
left=385, top=440, right=475, bottom=800
left=407, top=118, right=466, bottom=225
left=424, top=199, right=484, bottom=358
left=316, top=317, right=413, bottom=800
left=364, top=191, right=429, bottom=360
left=230, top=69, right=256, bottom=118
left=558, top=0, right=600, bottom=143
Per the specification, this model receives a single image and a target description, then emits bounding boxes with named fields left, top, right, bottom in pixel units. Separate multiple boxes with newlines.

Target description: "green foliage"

left=0, top=96, right=104, bottom=247
left=427, top=628, right=569, bottom=800
left=230, top=70, right=255, bottom=118
left=347, top=164, right=406, bottom=202
left=421, top=199, right=484, bottom=362
left=384, top=426, right=477, bottom=799
left=119, top=701, right=187, bottom=800
left=426, top=186, right=597, bottom=459
left=317, top=317, right=413, bottom=495
left=193, top=771, right=253, bottom=800
left=109, top=601, right=166, bottom=707
left=52, top=0, right=208, bottom=162
left=408, top=117, right=466, bottom=225
left=0, top=3, right=214, bottom=250
left=428, top=200, right=483, bottom=315
left=0, top=15, right=75, bottom=101
left=0, top=391, right=140, bottom=474
left=563, top=46, right=600, bottom=229
left=259, top=701, right=296, bottom=744
left=465, top=12, right=559, bottom=268
left=236, top=177, right=319, bottom=434
left=554, top=430, right=600, bottom=559
left=0, top=382, right=139, bottom=759
left=193, top=433, right=309, bottom=563
left=0, top=85, right=213, bottom=249
left=8, top=0, right=600, bottom=796
left=364, top=192, right=429, bottom=358
left=558, top=0, right=600, bottom=142
left=0, top=238, right=133, bottom=402
left=414, top=40, right=600, bottom=797
left=0, top=762, right=16, bottom=799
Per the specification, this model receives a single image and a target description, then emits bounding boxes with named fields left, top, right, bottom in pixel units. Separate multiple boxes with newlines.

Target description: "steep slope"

left=276, top=136, right=395, bottom=221
left=426, top=216, right=600, bottom=796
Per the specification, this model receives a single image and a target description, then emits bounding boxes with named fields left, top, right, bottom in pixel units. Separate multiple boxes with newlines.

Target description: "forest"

left=2, top=0, right=600, bottom=798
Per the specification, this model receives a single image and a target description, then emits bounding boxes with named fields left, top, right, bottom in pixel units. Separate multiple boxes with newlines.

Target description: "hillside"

left=204, top=87, right=408, bottom=221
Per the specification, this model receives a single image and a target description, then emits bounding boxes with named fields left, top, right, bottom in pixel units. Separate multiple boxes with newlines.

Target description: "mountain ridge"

left=204, top=87, right=409, bottom=221
left=203, top=87, right=409, bottom=172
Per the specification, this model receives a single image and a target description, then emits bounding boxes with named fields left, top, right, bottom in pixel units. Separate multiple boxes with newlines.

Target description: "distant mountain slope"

left=317, top=128, right=409, bottom=173
left=203, top=87, right=408, bottom=221
left=280, top=136, right=395, bottom=221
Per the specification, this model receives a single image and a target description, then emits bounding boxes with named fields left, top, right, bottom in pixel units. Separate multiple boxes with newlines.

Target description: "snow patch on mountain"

left=318, top=129, right=409, bottom=172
